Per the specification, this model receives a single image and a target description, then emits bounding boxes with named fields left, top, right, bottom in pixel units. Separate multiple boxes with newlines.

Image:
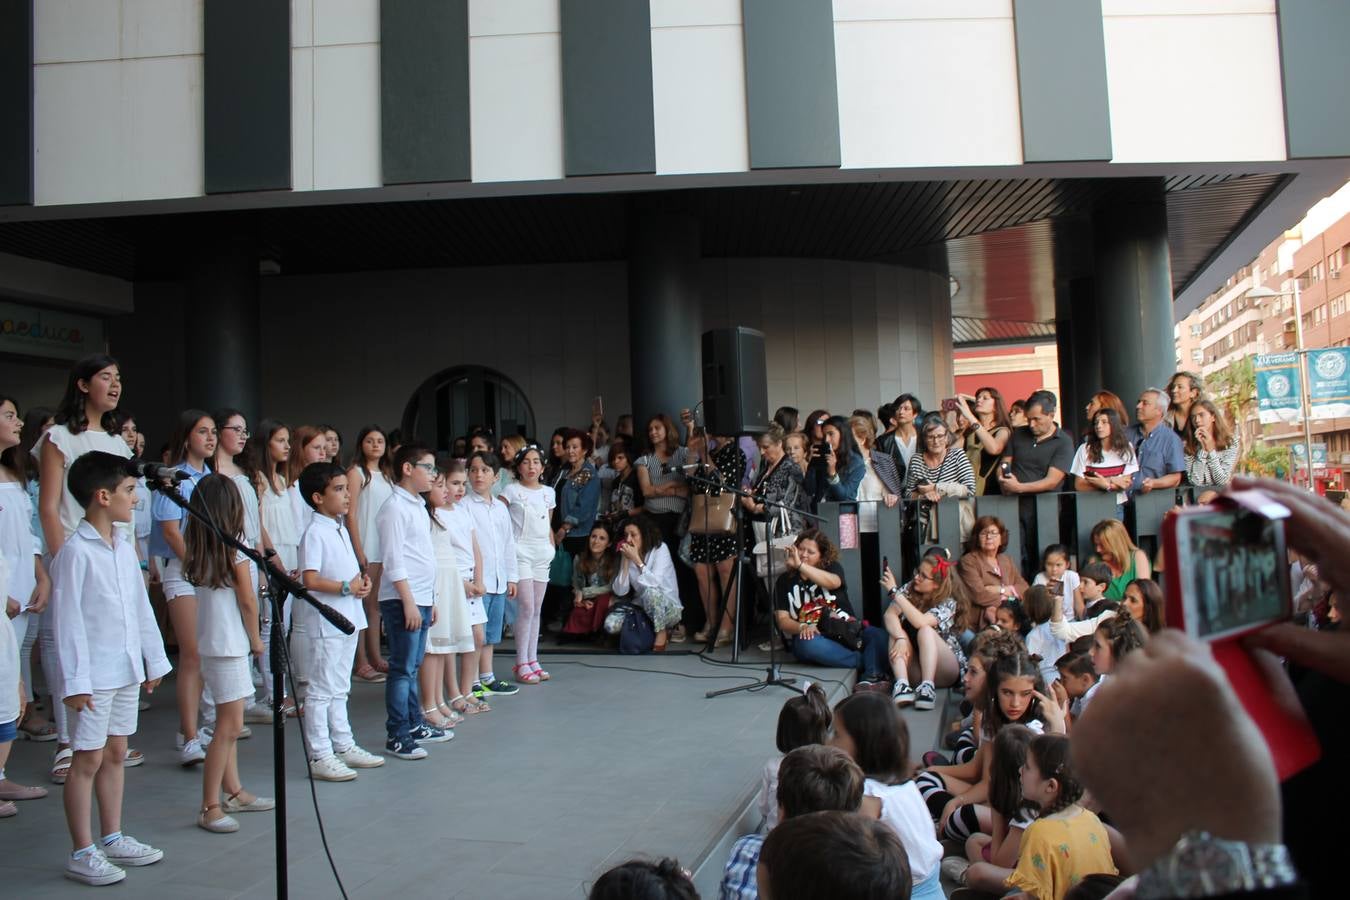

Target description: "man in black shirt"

left=998, top=390, right=1075, bottom=575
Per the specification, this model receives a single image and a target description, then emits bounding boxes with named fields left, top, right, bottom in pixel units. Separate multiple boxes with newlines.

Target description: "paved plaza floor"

left=1, top=643, right=949, bottom=899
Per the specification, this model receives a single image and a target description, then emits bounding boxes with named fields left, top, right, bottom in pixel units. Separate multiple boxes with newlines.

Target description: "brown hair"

left=1184, top=398, right=1235, bottom=455
left=760, top=811, right=911, bottom=900
left=1022, top=584, right=1055, bottom=625
left=776, top=745, right=865, bottom=820
left=645, top=414, right=681, bottom=456
left=287, top=425, right=326, bottom=485
left=794, top=528, right=838, bottom=568
left=776, top=682, right=831, bottom=753
left=1028, top=733, right=1084, bottom=815
left=183, top=474, right=243, bottom=590
left=1090, top=519, right=1139, bottom=575
left=848, top=415, right=876, bottom=452
left=966, top=515, right=1009, bottom=554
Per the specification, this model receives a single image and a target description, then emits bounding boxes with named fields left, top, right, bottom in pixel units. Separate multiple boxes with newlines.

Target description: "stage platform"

left=1, top=644, right=950, bottom=898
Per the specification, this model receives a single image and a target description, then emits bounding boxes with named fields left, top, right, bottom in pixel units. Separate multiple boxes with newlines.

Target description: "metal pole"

left=1291, top=278, right=1317, bottom=491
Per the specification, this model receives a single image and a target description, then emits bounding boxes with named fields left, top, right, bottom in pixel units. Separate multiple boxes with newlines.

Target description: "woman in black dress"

left=688, top=431, right=747, bottom=645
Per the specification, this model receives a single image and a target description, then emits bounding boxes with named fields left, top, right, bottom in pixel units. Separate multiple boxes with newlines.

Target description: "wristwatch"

left=340, top=580, right=352, bottom=597
left=1136, top=831, right=1297, bottom=899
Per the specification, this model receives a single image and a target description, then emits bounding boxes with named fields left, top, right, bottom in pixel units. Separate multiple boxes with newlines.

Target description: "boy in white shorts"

left=50, top=451, right=171, bottom=885
left=297, top=462, right=382, bottom=780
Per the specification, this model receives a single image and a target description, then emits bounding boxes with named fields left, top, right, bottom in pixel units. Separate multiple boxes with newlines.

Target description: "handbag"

left=604, top=601, right=635, bottom=635
left=548, top=545, right=574, bottom=587
left=752, top=507, right=798, bottom=579
left=688, top=492, right=737, bottom=535
left=618, top=606, right=656, bottom=654
left=816, top=607, right=864, bottom=651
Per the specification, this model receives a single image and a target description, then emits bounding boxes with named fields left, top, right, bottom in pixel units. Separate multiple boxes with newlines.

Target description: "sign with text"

left=0, top=301, right=105, bottom=362
left=1292, top=442, right=1329, bottom=471
left=1305, top=348, right=1350, bottom=420
left=1255, top=353, right=1303, bottom=425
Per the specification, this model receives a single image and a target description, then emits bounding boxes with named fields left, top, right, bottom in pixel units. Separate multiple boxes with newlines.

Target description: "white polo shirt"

left=465, top=491, right=518, bottom=592
left=300, top=513, right=364, bottom=638
left=50, top=520, right=172, bottom=698
left=376, top=486, right=435, bottom=605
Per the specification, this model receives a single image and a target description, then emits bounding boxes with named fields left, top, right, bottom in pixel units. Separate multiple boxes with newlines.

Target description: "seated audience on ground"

left=1185, top=398, right=1239, bottom=501
left=612, top=513, right=684, bottom=652
left=1164, top=369, right=1205, bottom=436
left=958, top=516, right=1029, bottom=626
left=903, top=413, right=976, bottom=543
left=1121, top=577, right=1165, bottom=634
left=1126, top=388, right=1185, bottom=499
left=1022, top=585, right=1068, bottom=687
left=1006, top=734, right=1117, bottom=900
left=772, top=531, right=890, bottom=683
left=1052, top=645, right=1099, bottom=726
left=590, top=857, right=698, bottom=900
left=1079, top=613, right=1147, bottom=716
left=756, top=683, right=831, bottom=833
left=1051, top=562, right=1120, bottom=642
left=1070, top=407, right=1137, bottom=509
left=849, top=415, right=902, bottom=507
left=936, top=629, right=1026, bottom=768
left=562, top=523, right=618, bottom=640
left=1089, top=519, right=1151, bottom=600
left=880, top=548, right=968, bottom=709
left=941, top=723, right=1038, bottom=895
left=803, top=415, right=864, bottom=506
left=954, top=387, right=1012, bottom=497
left=996, top=596, right=1032, bottom=639
left=1033, top=544, right=1079, bottom=621
left=829, top=692, right=944, bottom=899
left=757, top=810, right=911, bottom=900
left=723, top=743, right=866, bottom=900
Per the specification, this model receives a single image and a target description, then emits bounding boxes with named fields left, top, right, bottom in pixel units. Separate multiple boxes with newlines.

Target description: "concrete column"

left=1092, top=180, right=1175, bottom=410
left=184, top=240, right=261, bottom=420
left=1062, top=276, right=1101, bottom=434
left=627, top=212, right=702, bottom=431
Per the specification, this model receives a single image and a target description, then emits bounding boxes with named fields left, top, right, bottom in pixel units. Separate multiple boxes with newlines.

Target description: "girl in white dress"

left=421, top=467, right=475, bottom=728
left=501, top=446, right=554, bottom=684
left=345, top=426, right=394, bottom=682
left=246, top=420, right=298, bottom=712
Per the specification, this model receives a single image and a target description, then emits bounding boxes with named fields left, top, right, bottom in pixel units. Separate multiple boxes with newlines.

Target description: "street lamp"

left=1246, top=281, right=1317, bottom=491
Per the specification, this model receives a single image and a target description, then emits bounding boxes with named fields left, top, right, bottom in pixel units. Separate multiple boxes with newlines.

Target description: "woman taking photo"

left=345, top=425, right=394, bottom=683
left=686, top=431, right=747, bottom=646
left=1070, top=408, right=1138, bottom=510
left=803, top=415, right=864, bottom=506
left=849, top=415, right=902, bottom=507
left=954, top=388, right=1011, bottom=496
left=957, top=516, right=1027, bottom=628
left=1089, top=518, right=1151, bottom=600
left=880, top=549, right=968, bottom=709
left=1184, top=399, right=1238, bottom=502
left=741, top=425, right=808, bottom=534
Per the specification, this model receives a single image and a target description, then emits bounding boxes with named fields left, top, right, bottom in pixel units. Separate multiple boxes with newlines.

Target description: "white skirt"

left=429, top=565, right=476, bottom=654
left=201, top=655, right=254, bottom=705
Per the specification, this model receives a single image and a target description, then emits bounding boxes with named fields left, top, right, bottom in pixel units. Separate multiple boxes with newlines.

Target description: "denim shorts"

left=482, top=592, right=507, bottom=644
left=0, top=717, right=16, bottom=743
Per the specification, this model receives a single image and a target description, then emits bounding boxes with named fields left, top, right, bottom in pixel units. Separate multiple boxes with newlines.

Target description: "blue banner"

left=1255, top=352, right=1302, bottom=425
left=1306, top=348, right=1350, bottom=420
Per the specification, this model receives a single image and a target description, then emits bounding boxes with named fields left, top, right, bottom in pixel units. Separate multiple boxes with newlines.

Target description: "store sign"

left=1255, top=353, right=1302, bottom=425
left=1306, top=348, right=1350, bottom=420
left=0, top=301, right=105, bottom=362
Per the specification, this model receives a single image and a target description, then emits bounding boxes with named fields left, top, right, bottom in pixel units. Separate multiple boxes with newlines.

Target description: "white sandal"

left=50, top=747, right=73, bottom=785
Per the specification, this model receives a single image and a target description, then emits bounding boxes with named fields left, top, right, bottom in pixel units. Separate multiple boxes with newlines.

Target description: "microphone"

left=126, top=459, right=191, bottom=484
left=661, top=461, right=707, bottom=476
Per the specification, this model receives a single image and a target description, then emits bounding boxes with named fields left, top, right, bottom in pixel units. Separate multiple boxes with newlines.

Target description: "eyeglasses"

left=980, top=529, right=1002, bottom=537
left=222, top=425, right=250, bottom=438
left=413, top=462, right=437, bottom=472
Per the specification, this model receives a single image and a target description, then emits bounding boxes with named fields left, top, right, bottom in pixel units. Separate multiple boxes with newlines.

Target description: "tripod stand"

left=684, top=467, right=825, bottom=699
left=143, top=474, right=354, bottom=900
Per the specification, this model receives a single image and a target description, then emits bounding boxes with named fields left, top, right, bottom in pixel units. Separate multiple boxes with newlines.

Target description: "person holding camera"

left=803, top=415, right=865, bottom=509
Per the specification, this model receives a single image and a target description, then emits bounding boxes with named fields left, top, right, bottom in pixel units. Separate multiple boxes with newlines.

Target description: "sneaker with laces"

left=941, top=855, right=971, bottom=886
left=65, top=849, right=126, bottom=885
left=892, top=681, right=916, bottom=706
left=337, top=745, right=385, bottom=769
left=411, top=723, right=452, bottom=744
left=470, top=682, right=487, bottom=700
left=101, top=834, right=163, bottom=867
left=244, top=705, right=274, bottom=724
left=385, top=737, right=428, bottom=760
left=309, top=755, right=358, bottom=782
left=178, top=738, right=206, bottom=767
left=914, top=682, right=937, bottom=711
left=484, top=679, right=519, bottom=696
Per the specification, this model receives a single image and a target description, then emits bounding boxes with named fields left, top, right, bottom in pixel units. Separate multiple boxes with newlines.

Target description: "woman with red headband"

left=880, top=547, right=970, bottom=710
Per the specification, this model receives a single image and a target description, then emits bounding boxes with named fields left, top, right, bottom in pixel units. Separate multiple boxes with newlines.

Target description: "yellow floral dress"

left=1005, top=807, right=1117, bottom=900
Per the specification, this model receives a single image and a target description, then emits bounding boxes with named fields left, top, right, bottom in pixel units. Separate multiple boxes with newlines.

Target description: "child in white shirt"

left=466, top=451, right=520, bottom=696
left=1032, top=544, right=1079, bottom=622
left=49, top=451, right=171, bottom=885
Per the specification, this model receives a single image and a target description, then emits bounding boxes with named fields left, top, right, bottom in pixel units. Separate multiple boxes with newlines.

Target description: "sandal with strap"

left=529, top=661, right=550, bottom=682
left=422, top=707, right=454, bottom=730
left=50, top=747, right=73, bottom=785
left=17, top=720, right=57, bottom=742
left=450, top=695, right=487, bottom=716
left=436, top=702, right=465, bottom=726
left=513, top=664, right=541, bottom=686
left=353, top=663, right=386, bottom=684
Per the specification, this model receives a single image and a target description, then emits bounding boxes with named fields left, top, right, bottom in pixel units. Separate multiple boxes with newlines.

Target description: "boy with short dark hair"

left=757, top=810, right=912, bottom=900
left=50, top=451, right=171, bottom=885
left=721, top=744, right=867, bottom=900
left=376, top=444, right=447, bottom=760
left=1075, top=561, right=1113, bottom=619
left=297, top=462, right=382, bottom=781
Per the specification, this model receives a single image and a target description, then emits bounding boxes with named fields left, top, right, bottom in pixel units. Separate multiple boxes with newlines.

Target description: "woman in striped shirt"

left=904, top=414, right=977, bottom=548
left=1184, top=399, right=1239, bottom=503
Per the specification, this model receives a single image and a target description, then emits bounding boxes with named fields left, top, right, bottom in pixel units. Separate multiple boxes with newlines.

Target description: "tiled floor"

left=0, top=645, right=957, bottom=899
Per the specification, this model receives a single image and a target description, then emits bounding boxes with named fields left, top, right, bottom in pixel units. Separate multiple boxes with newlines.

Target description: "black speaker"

left=702, top=327, right=769, bottom=436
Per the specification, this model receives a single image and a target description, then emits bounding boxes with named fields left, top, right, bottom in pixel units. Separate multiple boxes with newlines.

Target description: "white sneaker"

left=237, top=725, right=252, bottom=740
left=309, top=755, right=358, bottom=782
left=337, top=745, right=385, bottom=769
left=179, top=738, right=206, bottom=767
left=100, top=834, right=163, bottom=867
left=244, top=705, right=274, bottom=724
left=65, top=849, right=126, bottom=885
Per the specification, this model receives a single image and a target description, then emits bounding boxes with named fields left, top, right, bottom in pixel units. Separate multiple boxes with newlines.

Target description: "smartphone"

left=592, top=396, right=604, bottom=419
left=941, top=397, right=959, bottom=413
left=1162, top=490, right=1320, bottom=779
left=999, top=461, right=1012, bottom=479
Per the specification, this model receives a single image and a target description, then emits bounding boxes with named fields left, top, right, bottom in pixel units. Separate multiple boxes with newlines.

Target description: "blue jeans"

left=482, top=592, right=507, bottom=644
left=790, top=625, right=890, bottom=677
left=379, top=600, right=431, bottom=742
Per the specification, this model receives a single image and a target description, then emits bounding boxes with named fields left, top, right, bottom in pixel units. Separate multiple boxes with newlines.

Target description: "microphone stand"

left=682, top=467, right=826, bottom=699
left=142, top=476, right=354, bottom=900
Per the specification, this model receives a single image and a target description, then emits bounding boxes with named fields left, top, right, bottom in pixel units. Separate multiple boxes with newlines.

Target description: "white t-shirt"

left=39, top=425, right=133, bottom=544
left=1069, top=443, right=1139, bottom=505
left=0, top=553, right=17, bottom=724
left=864, top=777, right=943, bottom=885
left=1034, top=569, right=1081, bottom=621
left=501, top=482, right=555, bottom=543
left=195, top=550, right=251, bottom=658
left=300, top=514, right=363, bottom=637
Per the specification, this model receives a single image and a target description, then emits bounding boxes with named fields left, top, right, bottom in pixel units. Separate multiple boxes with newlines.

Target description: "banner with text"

left=0, top=301, right=105, bottom=362
left=1306, top=348, right=1350, bottom=420
left=1255, top=352, right=1303, bottom=425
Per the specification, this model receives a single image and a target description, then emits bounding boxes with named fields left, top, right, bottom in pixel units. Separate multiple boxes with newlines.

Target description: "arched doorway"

left=402, top=366, right=536, bottom=452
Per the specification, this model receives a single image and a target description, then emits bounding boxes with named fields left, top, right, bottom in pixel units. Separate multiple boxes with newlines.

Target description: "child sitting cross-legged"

left=940, top=723, right=1038, bottom=893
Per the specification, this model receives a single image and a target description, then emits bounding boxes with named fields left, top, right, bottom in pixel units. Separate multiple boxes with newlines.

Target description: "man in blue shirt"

left=1126, top=388, right=1185, bottom=498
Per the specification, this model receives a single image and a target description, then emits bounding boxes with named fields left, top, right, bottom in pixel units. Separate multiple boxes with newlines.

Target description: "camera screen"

left=1181, top=509, right=1286, bottom=639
